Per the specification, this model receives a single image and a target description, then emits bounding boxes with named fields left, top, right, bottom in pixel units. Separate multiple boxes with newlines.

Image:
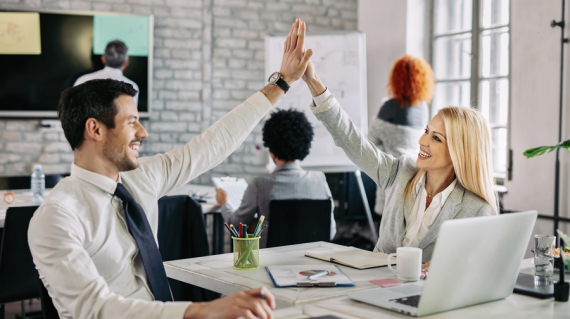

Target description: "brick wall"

left=0, top=0, right=357, bottom=184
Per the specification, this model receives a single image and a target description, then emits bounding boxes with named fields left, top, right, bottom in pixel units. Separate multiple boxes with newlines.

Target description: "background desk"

left=0, top=184, right=226, bottom=254
left=165, top=241, right=570, bottom=318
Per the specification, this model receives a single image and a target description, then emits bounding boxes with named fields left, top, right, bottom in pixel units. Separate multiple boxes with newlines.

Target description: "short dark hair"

left=104, top=40, right=128, bottom=68
left=262, top=109, right=314, bottom=161
left=59, top=79, right=138, bottom=150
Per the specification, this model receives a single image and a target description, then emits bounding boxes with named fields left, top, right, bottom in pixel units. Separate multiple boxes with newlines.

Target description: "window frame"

left=428, top=0, right=511, bottom=178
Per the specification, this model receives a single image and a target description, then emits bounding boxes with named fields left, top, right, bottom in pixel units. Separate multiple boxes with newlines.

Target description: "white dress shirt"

left=403, top=173, right=457, bottom=247
left=74, top=66, right=140, bottom=105
left=28, top=92, right=272, bottom=319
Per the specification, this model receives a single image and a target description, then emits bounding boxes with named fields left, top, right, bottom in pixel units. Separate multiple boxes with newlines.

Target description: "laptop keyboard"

left=389, top=295, right=421, bottom=308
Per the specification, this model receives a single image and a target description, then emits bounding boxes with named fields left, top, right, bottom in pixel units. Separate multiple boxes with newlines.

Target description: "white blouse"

left=403, top=173, right=457, bottom=247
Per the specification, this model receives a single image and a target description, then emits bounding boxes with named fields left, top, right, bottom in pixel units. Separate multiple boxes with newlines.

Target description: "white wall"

left=504, top=0, right=570, bottom=227
left=358, top=0, right=408, bottom=124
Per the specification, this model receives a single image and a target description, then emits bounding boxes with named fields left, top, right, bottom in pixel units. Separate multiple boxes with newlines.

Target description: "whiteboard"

left=265, top=31, right=367, bottom=170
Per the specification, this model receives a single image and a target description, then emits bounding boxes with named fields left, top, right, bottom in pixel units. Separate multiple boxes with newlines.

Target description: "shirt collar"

left=70, top=163, right=118, bottom=195
left=273, top=162, right=301, bottom=172
left=103, top=66, right=123, bottom=75
left=415, top=173, right=458, bottom=204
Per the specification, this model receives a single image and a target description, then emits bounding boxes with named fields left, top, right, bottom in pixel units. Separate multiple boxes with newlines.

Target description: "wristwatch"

left=268, top=72, right=290, bottom=93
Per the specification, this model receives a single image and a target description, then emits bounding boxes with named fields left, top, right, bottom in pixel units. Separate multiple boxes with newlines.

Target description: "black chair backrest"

left=0, top=206, right=40, bottom=303
left=267, top=199, right=332, bottom=248
left=157, top=195, right=216, bottom=302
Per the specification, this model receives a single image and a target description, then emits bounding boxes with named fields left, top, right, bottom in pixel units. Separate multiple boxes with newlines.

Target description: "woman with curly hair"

left=216, top=109, right=335, bottom=248
left=368, top=55, right=435, bottom=216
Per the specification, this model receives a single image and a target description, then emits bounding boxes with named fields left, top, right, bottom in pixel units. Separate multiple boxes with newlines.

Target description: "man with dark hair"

left=28, top=19, right=312, bottom=319
left=216, top=108, right=336, bottom=248
left=74, top=40, right=140, bottom=105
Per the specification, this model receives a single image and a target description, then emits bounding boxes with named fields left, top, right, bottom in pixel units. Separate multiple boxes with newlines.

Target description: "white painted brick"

left=172, top=49, right=193, bottom=59
left=237, top=10, right=260, bottom=20
left=248, top=1, right=264, bottom=9
left=213, top=91, right=230, bottom=99
left=179, top=133, right=198, bottom=141
left=260, top=12, right=278, bottom=21
left=213, top=7, right=230, bottom=16
left=341, top=10, right=357, bottom=20
left=161, top=111, right=178, bottom=121
left=248, top=40, right=264, bottom=50
left=315, top=16, right=331, bottom=26
left=112, top=4, right=132, bottom=12
left=246, top=81, right=265, bottom=90
left=151, top=122, right=188, bottom=132
left=266, top=2, right=290, bottom=11
left=153, top=7, right=171, bottom=16
left=231, top=90, right=255, bottom=100
left=165, top=80, right=202, bottom=90
left=179, top=113, right=196, bottom=121
left=38, top=153, right=60, bottom=163
left=165, top=0, right=202, bottom=7
left=155, top=69, right=173, bottom=78
left=232, top=29, right=259, bottom=39
left=2, top=132, right=22, bottom=141
left=25, top=133, right=43, bottom=142
left=215, top=17, right=248, bottom=29
left=178, top=91, right=201, bottom=100
left=155, top=28, right=194, bottom=39
left=231, top=69, right=263, bottom=80
left=132, top=5, right=152, bottom=14
left=71, top=2, right=91, bottom=10
left=0, top=154, right=22, bottom=164
left=188, top=122, right=201, bottom=132
left=326, top=8, right=339, bottom=17
left=44, top=132, right=60, bottom=141
left=213, top=69, right=231, bottom=79
left=213, top=0, right=246, bottom=7
left=216, top=38, right=247, bottom=49
left=44, top=142, right=72, bottom=153
left=246, top=60, right=264, bottom=70
left=128, top=0, right=151, bottom=5
left=170, top=7, right=202, bottom=18
left=164, top=39, right=201, bottom=49
left=248, top=21, right=266, bottom=31
left=92, top=3, right=112, bottom=11
left=223, top=80, right=246, bottom=89
left=159, top=90, right=178, bottom=100
left=5, top=142, right=40, bottom=153
left=228, top=59, right=246, bottom=68
left=232, top=49, right=254, bottom=59
left=166, top=101, right=202, bottom=111
left=6, top=121, right=37, bottom=131
left=165, top=59, right=201, bottom=69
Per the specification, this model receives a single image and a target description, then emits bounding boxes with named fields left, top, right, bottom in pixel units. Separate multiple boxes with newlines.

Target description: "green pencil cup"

left=233, top=235, right=260, bottom=270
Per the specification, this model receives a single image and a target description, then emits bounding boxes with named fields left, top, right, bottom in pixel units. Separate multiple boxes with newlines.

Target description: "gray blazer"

left=221, top=162, right=336, bottom=248
left=312, top=94, right=493, bottom=262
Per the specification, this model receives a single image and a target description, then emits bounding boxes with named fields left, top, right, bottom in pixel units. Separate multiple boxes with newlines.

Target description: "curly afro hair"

left=388, top=55, right=435, bottom=107
left=262, top=108, right=314, bottom=162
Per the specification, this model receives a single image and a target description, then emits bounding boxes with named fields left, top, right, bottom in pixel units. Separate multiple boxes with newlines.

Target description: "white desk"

left=0, top=189, right=52, bottom=228
left=165, top=241, right=570, bottom=318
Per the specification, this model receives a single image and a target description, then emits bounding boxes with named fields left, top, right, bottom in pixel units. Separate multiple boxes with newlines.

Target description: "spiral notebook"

left=266, top=265, right=354, bottom=288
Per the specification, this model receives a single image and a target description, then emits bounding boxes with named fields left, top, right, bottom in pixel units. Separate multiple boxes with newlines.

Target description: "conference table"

left=0, top=184, right=227, bottom=254
left=164, top=241, right=570, bottom=318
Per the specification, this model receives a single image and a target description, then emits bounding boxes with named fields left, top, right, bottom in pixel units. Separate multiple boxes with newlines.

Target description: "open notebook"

left=305, top=247, right=396, bottom=269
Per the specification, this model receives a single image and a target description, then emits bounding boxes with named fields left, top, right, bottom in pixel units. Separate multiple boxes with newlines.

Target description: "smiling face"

left=102, top=95, right=148, bottom=172
left=416, top=113, right=454, bottom=172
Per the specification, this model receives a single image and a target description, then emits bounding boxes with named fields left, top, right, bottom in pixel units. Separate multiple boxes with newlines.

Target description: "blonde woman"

left=301, top=62, right=498, bottom=265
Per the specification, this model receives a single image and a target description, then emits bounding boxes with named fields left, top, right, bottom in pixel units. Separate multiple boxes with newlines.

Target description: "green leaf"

left=524, top=139, right=570, bottom=158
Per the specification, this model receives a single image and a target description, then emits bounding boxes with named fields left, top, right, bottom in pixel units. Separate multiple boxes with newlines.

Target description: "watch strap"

left=275, top=77, right=290, bottom=93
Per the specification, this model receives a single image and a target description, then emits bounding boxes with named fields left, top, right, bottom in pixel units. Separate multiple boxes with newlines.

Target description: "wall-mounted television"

left=0, top=9, right=153, bottom=118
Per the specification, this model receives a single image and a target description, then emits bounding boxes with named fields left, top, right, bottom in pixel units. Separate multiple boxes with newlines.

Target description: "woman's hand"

left=421, top=261, right=431, bottom=271
left=215, top=188, right=228, bottom=205
left=301, top=60, right=326, bottom=97
left=279, top=18, right=313, bottom=85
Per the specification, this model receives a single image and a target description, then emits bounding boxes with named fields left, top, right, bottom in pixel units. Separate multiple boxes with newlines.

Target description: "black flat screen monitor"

left=0, top=10, right=153, bottom=118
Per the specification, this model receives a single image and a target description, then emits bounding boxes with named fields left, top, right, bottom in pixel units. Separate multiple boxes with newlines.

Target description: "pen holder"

left=233, top=235, right=260, bottom=270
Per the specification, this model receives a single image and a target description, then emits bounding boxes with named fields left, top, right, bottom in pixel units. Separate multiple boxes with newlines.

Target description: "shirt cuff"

left=312, top=88, right=331, bottom=107
left=162, top=301, right=192, bottom=319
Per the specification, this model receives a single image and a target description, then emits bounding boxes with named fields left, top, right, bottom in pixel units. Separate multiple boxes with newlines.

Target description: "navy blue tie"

left=114, top=183, right=172, bottom=302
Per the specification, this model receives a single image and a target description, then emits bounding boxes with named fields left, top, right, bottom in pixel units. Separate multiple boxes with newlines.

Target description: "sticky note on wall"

left=0, top=12, right=41, bottom=55
left=93, top=15, right=149, bottom=57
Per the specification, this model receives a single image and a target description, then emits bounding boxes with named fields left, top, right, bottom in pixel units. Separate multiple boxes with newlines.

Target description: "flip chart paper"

left=93, top=15, right=149, bottom=57
left=0, top=12, right=41, bottom=55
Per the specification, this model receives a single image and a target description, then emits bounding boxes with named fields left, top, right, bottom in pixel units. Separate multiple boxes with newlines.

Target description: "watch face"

left=268, top=72, right=280, bottom=83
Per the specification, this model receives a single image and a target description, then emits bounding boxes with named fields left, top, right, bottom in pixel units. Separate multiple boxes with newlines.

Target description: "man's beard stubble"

left=102, top=138, right=140, bottom=172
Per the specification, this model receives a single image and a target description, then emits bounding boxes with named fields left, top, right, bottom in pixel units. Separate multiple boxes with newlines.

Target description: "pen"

left=307, top=271, right=329, bottom=281
left=253, top=215, right=265, bottom=237
left=239, top=222, right=243, bottom=238
left=242, top=224, right=248, bottom=238
left=224, top=222, right=238, bottom=237
left=229, top=224, right=239, bottom=237
left=257, top=225, right=268, bottom=237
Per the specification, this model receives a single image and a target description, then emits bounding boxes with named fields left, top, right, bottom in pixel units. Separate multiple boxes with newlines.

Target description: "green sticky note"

left=93, top=15, right=149, bottom=57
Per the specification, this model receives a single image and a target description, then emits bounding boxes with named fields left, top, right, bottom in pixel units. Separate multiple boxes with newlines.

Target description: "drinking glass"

left=534, top=235, right=556, bottom=284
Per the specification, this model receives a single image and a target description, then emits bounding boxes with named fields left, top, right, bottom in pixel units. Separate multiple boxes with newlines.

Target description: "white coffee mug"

left=387, top=247, right=422, bottom=282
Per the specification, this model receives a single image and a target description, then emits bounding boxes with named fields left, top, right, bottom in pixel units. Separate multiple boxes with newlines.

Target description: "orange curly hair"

left=388, top=55, right=435, bottom=107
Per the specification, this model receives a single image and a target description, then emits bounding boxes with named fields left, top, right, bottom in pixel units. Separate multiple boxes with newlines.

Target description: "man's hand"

left=183, top=287, right=276, bottom=319
left=279, top=18, right=313, bottom=84
left=421, top=261, right=431, bottom=271
left=215, top=188, right=228, bottom=205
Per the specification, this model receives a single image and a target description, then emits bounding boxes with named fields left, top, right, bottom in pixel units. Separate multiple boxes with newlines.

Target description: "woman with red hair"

left=368, top=55, right=435, bottom=216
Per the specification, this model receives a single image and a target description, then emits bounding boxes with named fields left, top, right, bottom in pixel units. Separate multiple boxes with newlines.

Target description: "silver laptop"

left=348, top=211, right=537, bottom=317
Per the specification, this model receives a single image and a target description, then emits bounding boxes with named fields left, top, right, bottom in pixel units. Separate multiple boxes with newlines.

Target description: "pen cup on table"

left=233, top=235, right=260, bottom=270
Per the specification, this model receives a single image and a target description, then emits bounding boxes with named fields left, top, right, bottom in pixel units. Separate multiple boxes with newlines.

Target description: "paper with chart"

left=0, top=12, right=41, bottom=54
left=266, top=32, right=367, bottom=168
left=266, top=265, right=354, bottom=287
left=93, top=15, right=149, bottom=56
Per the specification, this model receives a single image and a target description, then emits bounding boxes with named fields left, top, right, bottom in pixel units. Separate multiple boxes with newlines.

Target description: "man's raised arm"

left=139, top=18, right=313, bottom=197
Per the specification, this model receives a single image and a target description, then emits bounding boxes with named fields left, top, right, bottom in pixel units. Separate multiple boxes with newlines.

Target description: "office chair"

left=0, top=206, right=42, bottom=319
left=266, top=199, right=332, bottom=248
left=157, top=195, right=218, bottom=302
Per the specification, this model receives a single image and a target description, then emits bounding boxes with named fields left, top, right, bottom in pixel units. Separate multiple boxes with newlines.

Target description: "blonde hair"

left=404, top=106, right=499, bottom=215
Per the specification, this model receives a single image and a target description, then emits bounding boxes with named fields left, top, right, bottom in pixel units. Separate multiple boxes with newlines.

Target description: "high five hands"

left=279, top=18, right=313, bottom=85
